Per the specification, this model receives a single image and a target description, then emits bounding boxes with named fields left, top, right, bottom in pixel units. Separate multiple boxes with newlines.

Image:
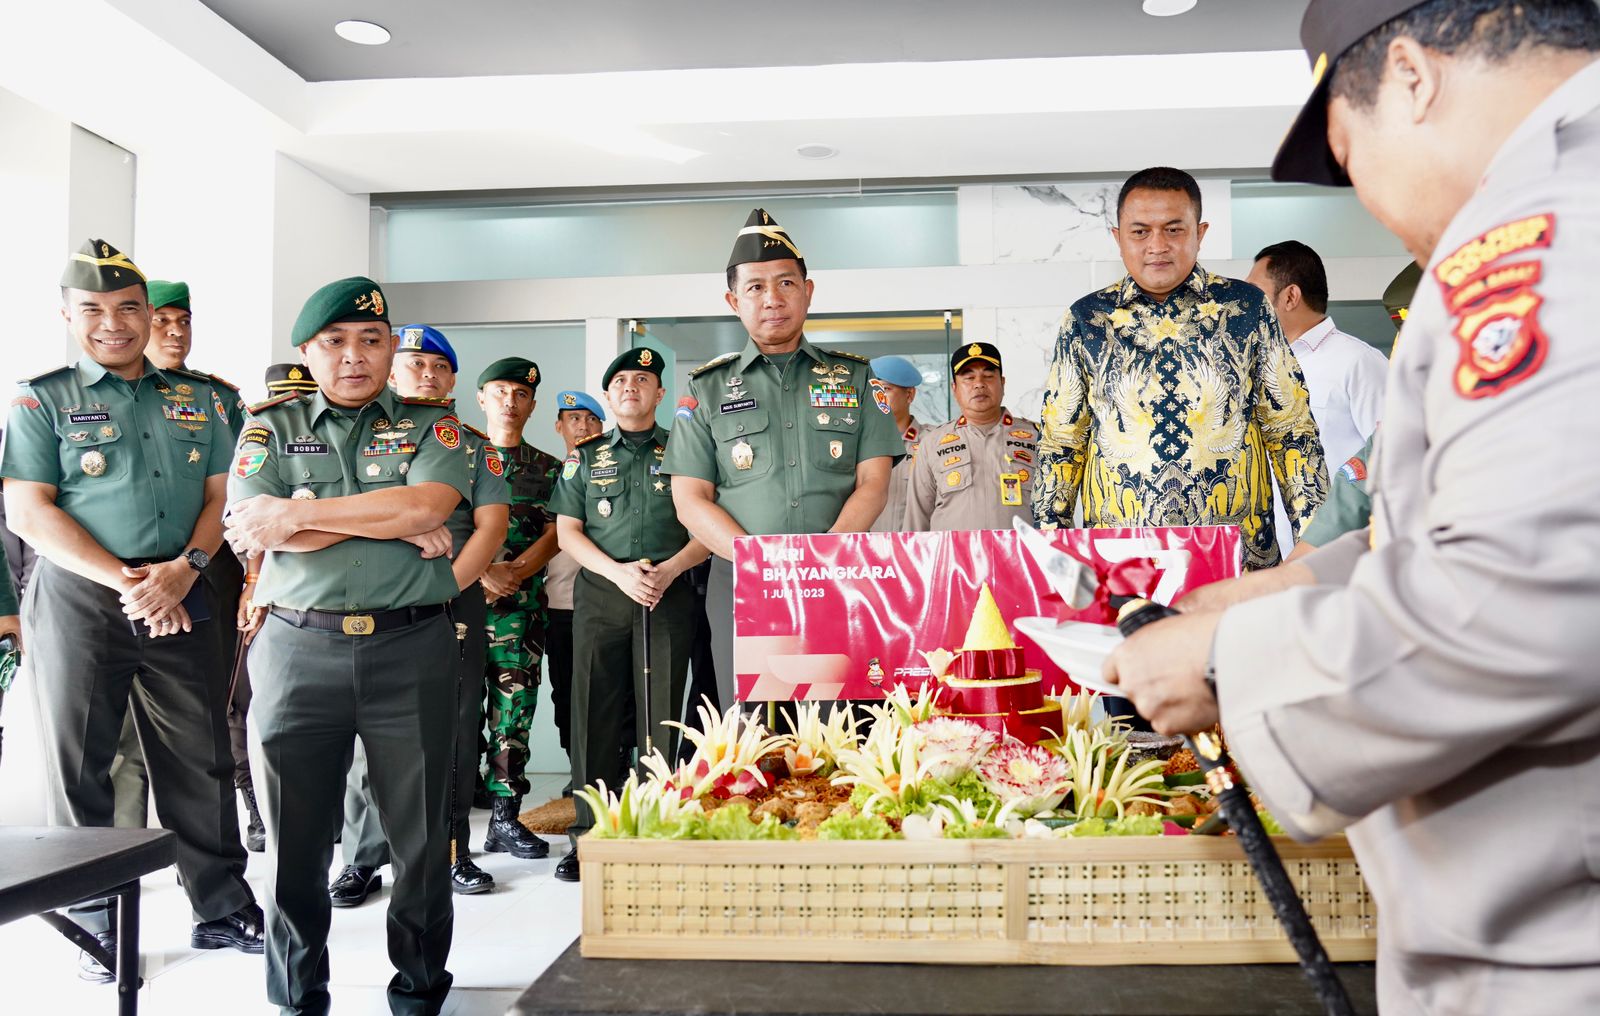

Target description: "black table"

left=510, top=941, right=1377, bottom=1016
left=0, top=826, right=177, bottom=1016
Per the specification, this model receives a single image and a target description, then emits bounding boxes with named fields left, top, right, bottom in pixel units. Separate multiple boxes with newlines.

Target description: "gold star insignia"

left=187, top=448, right=201, bottom=464
left=653, top=480, right=665, bottom=492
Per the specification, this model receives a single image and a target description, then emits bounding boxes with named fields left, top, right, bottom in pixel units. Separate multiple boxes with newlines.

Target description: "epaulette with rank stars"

left=399, top=395, right=453, bottom=407
left=824, top=348, right=871, bottom=364
left=202, top=371, right=241, bottom=394
left=688, top=351, right=739, bottom=378
left=574, top=432, right=607, bottom=448
left=461, top=422, right=490, bottom=440
left=247, top=392, right=304, bottom=414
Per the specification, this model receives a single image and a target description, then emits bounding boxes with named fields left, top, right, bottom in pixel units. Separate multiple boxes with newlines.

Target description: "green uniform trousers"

left=248, top=610, right=456, bottom=1016
left=24, top=558, right=252, bottom=934
left=342, top=584, right=489, bottom=864
left=569, top=568, right=694, bottom=836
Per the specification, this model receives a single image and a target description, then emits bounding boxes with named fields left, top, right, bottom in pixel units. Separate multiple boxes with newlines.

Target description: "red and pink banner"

left=731, top=527, right=1241, bottom=702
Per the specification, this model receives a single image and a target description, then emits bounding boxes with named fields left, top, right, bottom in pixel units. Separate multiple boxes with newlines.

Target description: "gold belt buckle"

left=341, top=614, right=376, bottom=636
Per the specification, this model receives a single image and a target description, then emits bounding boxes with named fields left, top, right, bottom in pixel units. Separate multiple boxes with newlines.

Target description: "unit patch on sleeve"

left=433, top=416, right=461, bottom=449
left=1451, top=286, right=1547, bottom=400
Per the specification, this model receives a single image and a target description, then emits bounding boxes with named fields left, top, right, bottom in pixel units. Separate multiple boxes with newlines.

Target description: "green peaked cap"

left=602, top=346, right=665, bottom=388
left=726, top=207, right=805, bottom=272
left=60, top=238, right=146, bottom=293
left=478, top=356, right=542, bottom=392
left=147, top=280, right=190, bottom=312
left=291, top=276, right=389, bottom=347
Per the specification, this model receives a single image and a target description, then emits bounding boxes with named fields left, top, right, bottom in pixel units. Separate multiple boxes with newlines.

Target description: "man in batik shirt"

left=1033, top=167, right=1326, bottom=570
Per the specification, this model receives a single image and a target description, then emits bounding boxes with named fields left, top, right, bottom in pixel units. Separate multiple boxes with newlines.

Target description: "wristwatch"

left=184, top=548, right=210, bottom=572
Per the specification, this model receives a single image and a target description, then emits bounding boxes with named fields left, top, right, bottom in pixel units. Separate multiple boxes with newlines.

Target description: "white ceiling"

left=1, top=1, right=1316, bottom=197
left=197, top=0, right=1305, bottom=81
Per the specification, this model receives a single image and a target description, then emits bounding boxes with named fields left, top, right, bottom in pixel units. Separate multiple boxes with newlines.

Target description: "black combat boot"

left=240, top=784, right=265, bottom=853
left=483, top=796, right=549, bottom=859
left=450, top=835, right=495, bottom=894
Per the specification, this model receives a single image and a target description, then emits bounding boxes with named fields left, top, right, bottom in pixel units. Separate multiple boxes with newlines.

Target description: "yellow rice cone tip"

left=960, top=583, right=1018, bottom=651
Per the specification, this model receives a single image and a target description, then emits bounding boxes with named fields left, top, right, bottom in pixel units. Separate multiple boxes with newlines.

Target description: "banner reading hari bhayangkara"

left=730, top=527, right=1241, bottom=702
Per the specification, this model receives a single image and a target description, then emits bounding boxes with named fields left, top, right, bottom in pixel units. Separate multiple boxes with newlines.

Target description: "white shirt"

left=1274, top=316, right=1389, bottom=550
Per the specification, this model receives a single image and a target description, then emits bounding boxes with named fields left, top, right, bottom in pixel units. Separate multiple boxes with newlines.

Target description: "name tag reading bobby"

left=285, top=441, right=330, bottom=455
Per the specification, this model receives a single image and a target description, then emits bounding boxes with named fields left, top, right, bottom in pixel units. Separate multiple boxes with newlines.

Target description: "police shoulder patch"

left=688, top=351, right=739, bottom=378
left=823, top=348, right=870, bottom=365
left=247, top=392, right=304, bottom=414
left=460, top=421, right=490, bottom=441
left=433, top=415, right=462, bottom=449
left=486, top=449, right=506, bottom=478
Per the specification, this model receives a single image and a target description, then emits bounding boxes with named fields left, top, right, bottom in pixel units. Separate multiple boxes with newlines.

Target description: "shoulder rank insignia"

left=23, top=365, right=72, bottom=385
left=204, top=372, right=241, bottom=393
left=688, top=351, right=739, bottom=378
left=399, top=395, right=453, bottom=407
left=575, top=432, right=607, bottom=448
left=247, top=392, right=304, bottom=414
left=460, top=421, right=490, bottom=441
left=824, top=348, right=871, bottom=365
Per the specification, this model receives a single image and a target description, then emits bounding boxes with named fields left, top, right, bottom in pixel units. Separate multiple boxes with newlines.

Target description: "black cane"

left=1117, top=598, right=1356, bottom=1016
left=640, top=560, right=654, bottom=757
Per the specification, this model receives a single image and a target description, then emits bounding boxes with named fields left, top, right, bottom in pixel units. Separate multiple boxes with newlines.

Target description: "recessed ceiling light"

left=1142, top=0, right=1197, bottom=15
left=796, top=143, right=839, bottom=160
left=334, top=20, right=391, bottom=45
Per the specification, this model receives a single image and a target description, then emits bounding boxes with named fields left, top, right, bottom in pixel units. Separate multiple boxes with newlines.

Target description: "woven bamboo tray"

left=580, top=836, right=1375, bottom=965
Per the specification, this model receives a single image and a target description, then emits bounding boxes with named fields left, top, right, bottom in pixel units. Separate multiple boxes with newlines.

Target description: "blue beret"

left=394, top=324, right=458, bottom=372
left=554, top=389, right=606, bottom=422
left=869, top=355, right=923, bottom=389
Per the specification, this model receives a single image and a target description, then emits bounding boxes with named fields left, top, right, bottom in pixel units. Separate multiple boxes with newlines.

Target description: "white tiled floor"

left=0, top=774, right=579, bottom=1015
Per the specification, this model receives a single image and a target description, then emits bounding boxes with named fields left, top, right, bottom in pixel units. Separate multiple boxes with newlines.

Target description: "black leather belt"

left=270, top=604, right=445, bottom=636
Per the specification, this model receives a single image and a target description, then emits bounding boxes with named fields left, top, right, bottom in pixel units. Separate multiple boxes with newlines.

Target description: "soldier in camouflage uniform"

left=475, top=357, right=560, bottom=859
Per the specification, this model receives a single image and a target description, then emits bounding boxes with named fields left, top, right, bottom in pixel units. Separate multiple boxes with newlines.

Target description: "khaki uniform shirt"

left=1214, top=61, right=1600, bottom=1014
left=869, top=417, right=925, bottom=533
left=1, top=356, right=233, bottom=559
left=226, top=389, right=469, bottom=612
left=904, top=410, right=1039, bottom=532
left=544, top=551, right=580, bottom=611
left=549, top=425, right=689, bottom=563
left=661, top=336, right=904, bottom=536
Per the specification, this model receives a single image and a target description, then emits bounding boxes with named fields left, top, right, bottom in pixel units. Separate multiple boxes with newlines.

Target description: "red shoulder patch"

left=1434, top=213, right=1554, bottom=293
left=1451, top=287, right=1547, bottom=400
left=10, top=395, right=40, bottom=410
left=433, top=415, right=461, bottom=450
left=485, top=450, right=505, bottom=477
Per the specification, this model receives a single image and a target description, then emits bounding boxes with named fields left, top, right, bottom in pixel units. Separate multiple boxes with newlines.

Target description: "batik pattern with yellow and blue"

left=1032, top=267, right=1327, bottom=570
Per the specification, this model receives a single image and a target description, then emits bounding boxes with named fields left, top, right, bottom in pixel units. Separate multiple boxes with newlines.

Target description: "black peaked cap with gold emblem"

left=291, top=276, right=389, bottom=347
left=951, top=341, right=1002, bottom=375
left=60, top=238, right=146, bottom=293
left=726, top=208, right=806, bottom=273
left=602, top=346, right=665, bottom=388
left=264, top=362, right=320, bottom=395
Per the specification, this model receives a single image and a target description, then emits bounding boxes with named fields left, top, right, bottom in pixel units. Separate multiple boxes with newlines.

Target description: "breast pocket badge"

left=598, top=498, right=613, bottom=518
left=731, top=438, right=754, bottom=471
left=1000, top=472, right=1024, bottom=506
left=828, top=440, right=843, bottom=459
left=81, top=450, right=107, bottom=477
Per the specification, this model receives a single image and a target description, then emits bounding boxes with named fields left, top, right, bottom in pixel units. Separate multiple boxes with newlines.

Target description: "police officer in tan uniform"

left=867, top=355, right=926, bottom=533
left=1104, top=3, right=1600, bottom=1012
left=904, top=342, right=1039, bottom=532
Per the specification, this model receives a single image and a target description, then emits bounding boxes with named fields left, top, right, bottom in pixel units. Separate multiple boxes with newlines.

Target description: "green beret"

left=60, top=238, right=146, bottom=293
left=726, top=208, right=805, bottom=273
left=602, top=346, right=665, bottom=388
left=477, top=356, right=542, bottom=392
left=290, top=276, right=389, bottom=347
left=147, top=280, right=190, bottom=312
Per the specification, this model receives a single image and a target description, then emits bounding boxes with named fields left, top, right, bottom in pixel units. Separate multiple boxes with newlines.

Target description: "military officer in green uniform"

left=475, top=357, right=560, bottom=859
left=550, top=347, right=708, bottom=881
left=331, top=324, right=511, bottom=905
left=1, top=240, right=261, bottom=981
left=664, top=209, right=903, bottom=707
left=225, top=277, right=468, bottom=1016
left=141, top=278, right=268, bottom=849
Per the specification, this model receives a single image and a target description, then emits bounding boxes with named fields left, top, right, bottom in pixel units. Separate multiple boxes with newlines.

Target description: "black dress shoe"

left=191, top=902, right=265, bottom=954
left=450, top=857, right=495, bottom=895
left=77, top=931, right=116, bottom=983
left=328, top=865, right=382, bottom=908
left=553, top=850, right=580, bottom=883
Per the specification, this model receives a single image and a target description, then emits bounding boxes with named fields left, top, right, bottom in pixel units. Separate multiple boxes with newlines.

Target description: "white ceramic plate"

left=1013, top=617, right=1124, bottom=696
